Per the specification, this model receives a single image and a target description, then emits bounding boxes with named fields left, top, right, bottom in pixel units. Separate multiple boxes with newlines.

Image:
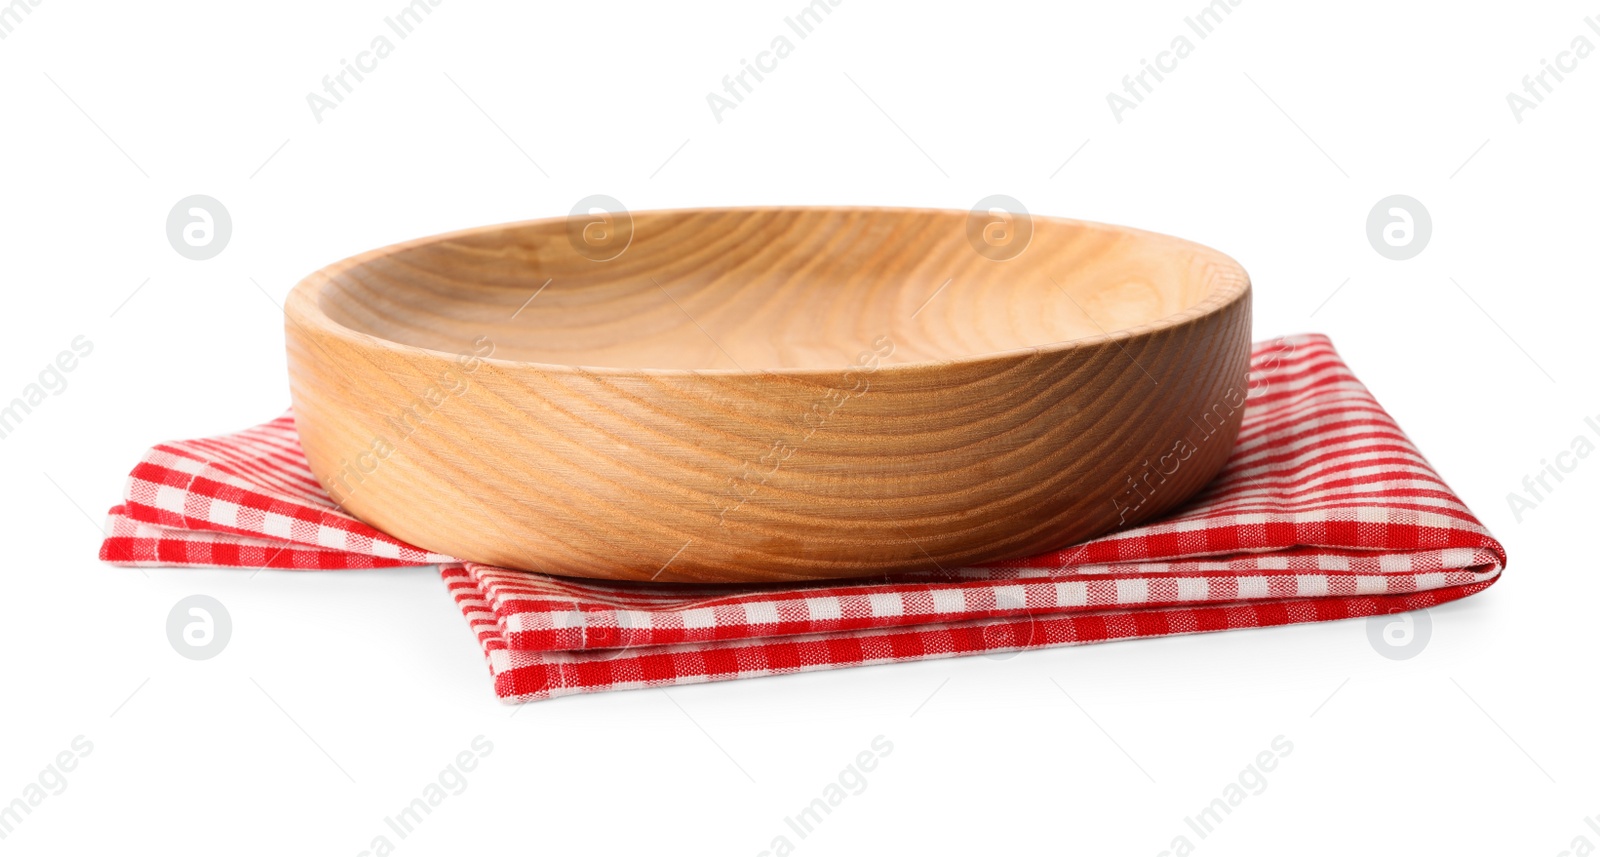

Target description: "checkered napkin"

left=99, top=334, right=1505, bottom=702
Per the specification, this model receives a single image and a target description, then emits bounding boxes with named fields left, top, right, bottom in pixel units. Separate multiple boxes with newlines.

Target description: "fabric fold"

left=100, top=334, right=1505, bottom=702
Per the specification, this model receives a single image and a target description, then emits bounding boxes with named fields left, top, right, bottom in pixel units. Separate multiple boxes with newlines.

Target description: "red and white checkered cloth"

left=100, top=334, right=1504, bottom=702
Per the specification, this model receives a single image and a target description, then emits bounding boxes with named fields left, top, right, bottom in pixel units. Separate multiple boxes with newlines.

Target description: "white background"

left=1, top=0, right=1596, bottom=853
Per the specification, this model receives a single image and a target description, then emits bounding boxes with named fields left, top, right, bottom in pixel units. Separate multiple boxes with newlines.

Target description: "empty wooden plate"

left=285, top=207, right=1251, bottom=583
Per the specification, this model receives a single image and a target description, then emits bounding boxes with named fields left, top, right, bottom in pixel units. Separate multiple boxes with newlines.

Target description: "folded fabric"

left=100, top=334, right=1505, bottom=702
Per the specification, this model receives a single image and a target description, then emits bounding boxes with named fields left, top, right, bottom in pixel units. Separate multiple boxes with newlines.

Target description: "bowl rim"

left=285, top=205, right=1251, bottom=379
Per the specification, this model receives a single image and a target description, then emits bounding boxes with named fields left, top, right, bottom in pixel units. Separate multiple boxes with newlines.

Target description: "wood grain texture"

left=285, top=207, right=1252, bottom=583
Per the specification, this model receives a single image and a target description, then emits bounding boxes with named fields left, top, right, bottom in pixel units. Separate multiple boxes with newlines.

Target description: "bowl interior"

left=313, top=207, right=1237, bottom=371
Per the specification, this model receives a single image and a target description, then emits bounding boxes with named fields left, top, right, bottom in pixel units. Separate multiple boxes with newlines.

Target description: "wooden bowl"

left=285, top=207, right=1251, bottom=583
